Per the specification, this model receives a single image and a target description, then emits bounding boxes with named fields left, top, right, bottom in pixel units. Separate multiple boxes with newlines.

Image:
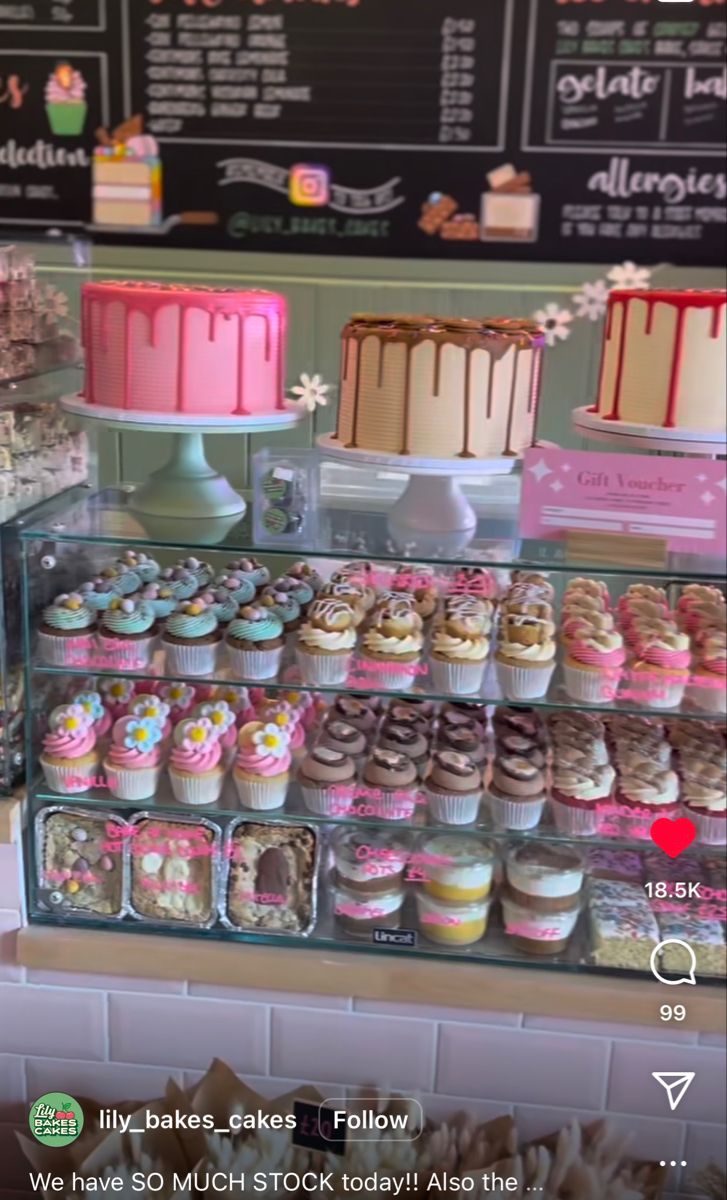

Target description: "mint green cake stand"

left=61, top=393, right=304, bottom=519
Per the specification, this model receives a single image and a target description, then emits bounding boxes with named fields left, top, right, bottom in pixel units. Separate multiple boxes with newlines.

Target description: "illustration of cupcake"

left=169, top=717, right=224, bottom=807
left=45, top=63, right=87, bottom=137
left=105, top=715, right=164, bottom=802
left=40, top=704, right=99, bottom=794
left=233, top=720, right=292, bottom=810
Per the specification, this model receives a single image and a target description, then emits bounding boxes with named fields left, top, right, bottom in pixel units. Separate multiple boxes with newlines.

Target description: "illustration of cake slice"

left=418, top=193, right=458, bottom=236
left=45, top=63, right=87, bottom=136
left=481, top=164, right=540, bottom=243
left=93, top=115, right=163, bottom=228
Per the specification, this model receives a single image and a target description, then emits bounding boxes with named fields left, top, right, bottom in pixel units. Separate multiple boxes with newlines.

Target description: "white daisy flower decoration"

left=290, top=372, right=330, bottom=413
left=198, top=701, right=236, bottom=735
left=44, top=284, right=70, bottom=319
left=252, top=722, right=290, bottom=758
left=607, top=261, right=651, bottom=290
left=572, top=279, right=609, bottom=322
left=532, top=303, right=574, bottom=348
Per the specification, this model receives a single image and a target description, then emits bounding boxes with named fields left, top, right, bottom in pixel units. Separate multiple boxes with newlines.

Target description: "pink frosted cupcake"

left=233, top=720, right=292, bottom=810
left=257, top=699, right=307, bottom=760
left=104, top=716, right=164, bottom=801
left=687, top=631, right=726, bottom=715
left=212, top=684, right=257, bottom=727
left=563, top=629, right=625, bottom=704
left=631, top=629, right=691, bottom=709
left=128, top=693, right=172, bottom=742
left=40, top=704, right=99, bottom=794
left=193, top=699, right=238, bottom=767
left=37, top=593, right=96, bottom=667
left=168, top=717, right=224, bottom=807
left=70, top=690, right=112, bottom=745
left=159, top=682, right=197, bottom=725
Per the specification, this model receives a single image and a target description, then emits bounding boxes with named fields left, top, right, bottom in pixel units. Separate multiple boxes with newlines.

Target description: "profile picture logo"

left=29, top=1093, right=84, bottom=1147
left=289, top=163, right=331, bottom=207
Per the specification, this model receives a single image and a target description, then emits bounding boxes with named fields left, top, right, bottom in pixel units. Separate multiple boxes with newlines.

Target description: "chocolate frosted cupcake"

left=329, top=694, right=379, bottom=737
left=425, top=750, right=483, bottom=826
left=299, top=746, right=356, bottom=816
left=319, top=719, right=367, bottom=761
left=487, top=754, right=546, bottom=831
left=386, top=699, right=435, bottom=733
left=496, top=732, right=546, bottom=769
left=331, top=828, right=408, bottom=897
left=378, top=722, right=430, bottom=776
left=436, top=722, right=487, bottom=766
left=362, top=748, right=418, bottom=821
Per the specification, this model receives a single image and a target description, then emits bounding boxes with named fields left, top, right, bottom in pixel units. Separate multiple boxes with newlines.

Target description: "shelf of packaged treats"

left=25, top=793, right=726, bottom=984
left=17, top=485, right=727, bottom=580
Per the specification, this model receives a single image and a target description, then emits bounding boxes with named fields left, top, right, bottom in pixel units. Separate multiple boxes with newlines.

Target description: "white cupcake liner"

left=295, top=648, right=352, bottom=687
left=563, top=663, right=621, bottom=705
left=169, top=767, right=224, bottom=806
left=228, top=644, right=284, bottom=682
left=429, top=656, right=487, bottom=696
left=37, top=630, right=96, bottom=668
left=300, top=784, right=342, bottom=816
left=104, top=763, right=161, bottom=802
left=234, top=773, right=288, bottom=811
left=550, top=796, right=601, bottom=837
left=40, top=757, right=98, bottom=795
left=162, top=638, right=220, bottom=678
left=486, top=790, right=545, bottom=831
left=358, top=659, right=419, bottom=692
left=371, top=792, right=417, bottom=821
left=496, top=659, right=554, bottom=701
left=96, top=633, right=156, bottom=671
left=683, top=805, right=726, bottom=847
left=685, top=678, right=727, bottom=714
left=426, top=788, right=482, bottom=826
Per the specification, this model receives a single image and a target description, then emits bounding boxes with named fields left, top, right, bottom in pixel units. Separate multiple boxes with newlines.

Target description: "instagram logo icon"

left=289, top=163, right=331, bottom=207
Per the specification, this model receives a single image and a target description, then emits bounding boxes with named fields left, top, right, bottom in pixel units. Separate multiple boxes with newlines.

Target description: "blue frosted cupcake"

left=158, top=566, right=198, bottom=600
left=175, top=556, right=214, bottom=588
left=116, top=550, right=160, bottom=583
left=226, top=605, right=284, bottom=680
left=78, top=577, right=120, bottom=613
left=99, top=564, right=141, bottom=595
left=213, top=571, right=256, bottom=606
left=98, top=597, right=158, bottom=670
left=38, top=592, right=96, bottom=667
left=162, top=598, right=221, bottom=676
left=140, top=582, right=178, bottom=619
left=198, top=586, right=238, bottom=626
left=260, top=586, right=302, bottom=632
left=226, top=557, right=270, bottom=591
left=286, top=560, right=324, bottom=594
left=279, top=573, right=315, bottom=611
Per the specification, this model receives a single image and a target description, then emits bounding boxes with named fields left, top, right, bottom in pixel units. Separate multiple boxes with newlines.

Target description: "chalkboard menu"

left=1, top=0, right=725, bottom=264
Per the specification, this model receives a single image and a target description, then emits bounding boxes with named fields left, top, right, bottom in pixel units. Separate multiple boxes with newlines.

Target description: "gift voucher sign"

left=521, top=448, right=726, bottom=556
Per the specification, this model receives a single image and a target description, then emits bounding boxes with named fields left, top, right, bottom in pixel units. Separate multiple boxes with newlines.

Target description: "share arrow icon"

left=652, top=1072, right=696, bottom=1112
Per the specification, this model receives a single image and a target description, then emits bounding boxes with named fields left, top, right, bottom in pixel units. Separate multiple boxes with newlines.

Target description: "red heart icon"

left=650, top=817, right=697, bottom=859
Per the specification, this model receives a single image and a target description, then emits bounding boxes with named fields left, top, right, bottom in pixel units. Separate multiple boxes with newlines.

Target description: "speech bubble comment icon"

left=650, top=939, right=697, bottom=986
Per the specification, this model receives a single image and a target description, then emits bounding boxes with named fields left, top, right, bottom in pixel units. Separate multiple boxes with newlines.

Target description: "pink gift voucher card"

left=520, top=447, right=726, bottom=556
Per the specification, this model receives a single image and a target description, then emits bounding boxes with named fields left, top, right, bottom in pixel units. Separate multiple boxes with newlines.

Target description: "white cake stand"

left=573, top=406, right=726, bottom=456
left=317, top=434, right=518, bottom=553
left=62, top=393, right=304, bottom=519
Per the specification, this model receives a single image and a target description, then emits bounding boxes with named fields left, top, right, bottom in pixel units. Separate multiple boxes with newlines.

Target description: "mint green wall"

left=37, top=242, right=725, bottom=488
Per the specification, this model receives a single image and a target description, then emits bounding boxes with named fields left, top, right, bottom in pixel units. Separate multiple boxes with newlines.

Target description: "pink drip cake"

left=81, top=281, right=288, bottom=416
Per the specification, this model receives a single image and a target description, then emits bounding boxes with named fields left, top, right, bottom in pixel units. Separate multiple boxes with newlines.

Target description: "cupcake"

left=98, top=597, right=158, bottom=670
left=328, top=694, right=379, bottom=737
left=98, top=677, right=136, bottom=721
left=505, top=841, right=584, bottom=912
left=436, top=722, right=487, bottom=767
left=299, top=746, right=357, bottom=815
left=425, top=750, right=483, bottom=826
left=197, top=587, right=239, bottom=628
left=319, top=719, right=367, bottom=761
left=128, top=693, right=172, bottom=742
left=175, top=556, right=213, bottom=588
left=361, top=748, right=418, bottom=820
left=226, top=605, right=285, bottom=681
left=614, top=754, right=680, bottom=838
left=495, top=612, right=556, bottom=701
left=550, top=759, right=615, bottom=838
left=388, top=698, right=436, bottom=732
left=37, top=593, right=96, bottom=667
left=212, top=684, right=256, bottom=727
left=430, top=610, right=489, bottom=696
left=687, top=631, right=726, bottom=714
left=259, top=587, right=302, bottom=634
left=70, top=690, right=112, bottom=745
left=168, top=717, right=224, bottom=806
left=104, top=716, right=164, bottom=801
left=296, top=598, right=356, bottom=686
left=158, top=681, right=197, bottom=724
left=193, top=700, right=238, bottom=767
left=227, top=556, right=270, bottom=592
left=285, top=559, right=324, bottom=594
left=139, top=583, right=178, bottom=620
left=378, top=722, right=430, bottom=776
left=78, top=578, right=121, bottom=613
left=631, top=629, right=691, bottom=709
left=420, top=834, right=495, bottom=903
left=331, top=829, right=409, bottom=897
left=233, top=720, right=291, bottom=810
left=329, top=562, right=378, bottom=611
left=258, top=700, right=307, bottom=759
left=117, top=550, right=160, bottom=583
left=213, top=572, right=256, bottom=607
left=281, top=574, right=316, bottom=613
left=680, top=757, right=726, bottom=846
left=40, top=704, right=99, bottom=794
left=335, top=885, right=404, bottom=938
left=415, top=891, right=490, bottom=946
left=392, top=562, right=439, bottom=620
left=360, top=599, right=424, bottom=691
left=162, top=599, right=221, bottom=676
left=487, top=755, right=546, bottom=831
left=99, top=564, right=141, bottom=595
left=321, top=580, right=368, bottom=628
left=563, top=628, right=626, bottom=704
left=158, top=566, right=198, bottom=600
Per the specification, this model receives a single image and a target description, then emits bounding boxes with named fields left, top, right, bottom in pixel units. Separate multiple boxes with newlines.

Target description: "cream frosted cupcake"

left=104, top=715, right=164, bottom=801
left=40, top=704, right=100, bottom=794
left=168, top=717, right=224, bottom=807
left=680, top=757, right=726, bottom=846
left=233, top=720, right=291, bottom=810
left=37, top=593, right=96, bottom=667
left=97, top=597, right=158, bottom=670
left=360, top=598, right=423, bottom=691
left=687, top=631, right=726, bottom=715
left=299, top=745, right=356, bottom=815
left=563, top=628, right=626, bottom=704
left=424, top=750, right=483, bottom=826
left=550, top=759, right=615, bottom=838
left=162, top=599, right=222, bottom=677
left=226, top=605, right=285, bottom=681
left=430, top=609, right=489, bottom=695
left=495, top=612, right=556, bottom=702
left=296, top=598, right=356, bottom=687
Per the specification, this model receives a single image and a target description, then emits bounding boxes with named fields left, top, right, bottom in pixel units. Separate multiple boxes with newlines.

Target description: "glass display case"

left=19, top=486, right=726, bottom=985
left=1, top=237, right=94, bottom=789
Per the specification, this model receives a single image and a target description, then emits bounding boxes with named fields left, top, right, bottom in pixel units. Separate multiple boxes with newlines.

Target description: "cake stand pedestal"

left=61, top=394, right=304, bottom=521
left=573, top=406, right=726, bottom=457
left=317, top=434, right=517, bottom=554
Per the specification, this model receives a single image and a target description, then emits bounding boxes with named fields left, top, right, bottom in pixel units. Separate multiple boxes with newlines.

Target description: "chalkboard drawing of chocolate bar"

left=480, top=164, right=541, bottom=243
left=418, top=192, right=458, bottom=236
left=93, top=115, right=162, bottom=228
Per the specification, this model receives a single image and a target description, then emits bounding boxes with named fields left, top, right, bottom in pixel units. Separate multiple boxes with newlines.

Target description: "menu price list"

left=127, top=0, right=509, bottom=149
left=0, top=0, right=105, bottom=29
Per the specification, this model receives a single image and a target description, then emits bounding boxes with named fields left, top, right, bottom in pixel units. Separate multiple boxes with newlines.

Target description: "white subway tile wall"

left=0, top=837, right=724, bottom=1196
